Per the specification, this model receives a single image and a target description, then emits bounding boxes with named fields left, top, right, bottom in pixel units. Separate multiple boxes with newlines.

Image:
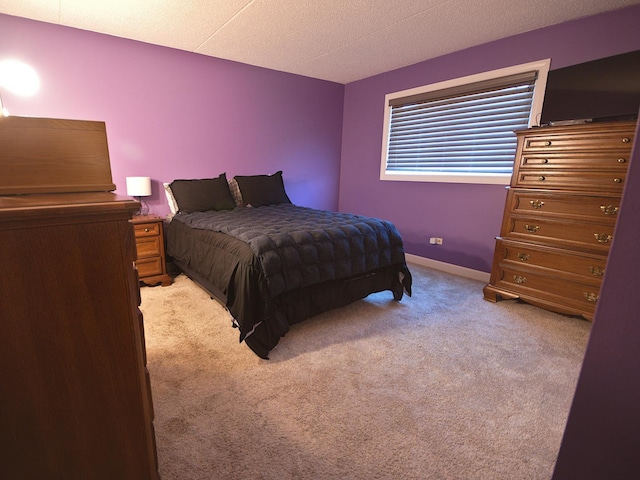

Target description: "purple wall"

left=340, top=5, right=640, bottom=273
left=0, top=14, right=345, bottom=216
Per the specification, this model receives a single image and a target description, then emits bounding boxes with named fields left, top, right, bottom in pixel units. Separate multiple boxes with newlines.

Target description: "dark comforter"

left=166, top=204, right=412, bottom=358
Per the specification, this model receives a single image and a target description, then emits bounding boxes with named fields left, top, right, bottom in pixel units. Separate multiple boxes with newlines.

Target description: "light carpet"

left=140, top=263, right=590, bottom=480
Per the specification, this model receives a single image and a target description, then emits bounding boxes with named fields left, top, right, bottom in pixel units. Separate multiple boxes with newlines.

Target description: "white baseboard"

left=405, top=253, right=490, bottom=283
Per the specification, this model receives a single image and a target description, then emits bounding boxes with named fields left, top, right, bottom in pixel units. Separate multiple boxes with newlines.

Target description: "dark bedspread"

left=167, top=204, right=412, bottom=358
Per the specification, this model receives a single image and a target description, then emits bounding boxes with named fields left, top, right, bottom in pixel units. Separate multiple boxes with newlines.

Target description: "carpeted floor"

left=140, top=263, right=591, bottom=480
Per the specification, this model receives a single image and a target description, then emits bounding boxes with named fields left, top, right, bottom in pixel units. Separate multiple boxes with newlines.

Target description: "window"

left=380, top=60, right=550, bottom=184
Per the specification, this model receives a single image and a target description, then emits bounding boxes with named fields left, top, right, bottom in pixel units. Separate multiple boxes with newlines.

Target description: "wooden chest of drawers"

left=483, top=121, right=636, bottom=320
left=132, top=215, right=172, bottom=287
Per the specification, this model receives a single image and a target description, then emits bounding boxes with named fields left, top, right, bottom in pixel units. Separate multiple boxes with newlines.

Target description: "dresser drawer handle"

left=594, top=233, right=612, bottom=244
left=538, top=176, right=546, bottom=181
left=589, top=266, right=604, bottom=277
left=622, top=137, right=631, bottom=143
left=584, top=292, right=599, bottom=303
left=613, top=178, right=622, bottom=184
left=544, top=141, right=552, bottom=146
left=517, top=253, right=530, bottom=262
left=541, top=158, right=549, bottom=164
left=617, top=157, right=626, bottom=163
left=525, top=224, right=540, bottom=233
left=529, top=200, right=544, bottom=209
left=600, top=205, right=618, bottom=216
left=144, top=228, right=150, bottom=232
left=514, top=275, right=527, bottom=284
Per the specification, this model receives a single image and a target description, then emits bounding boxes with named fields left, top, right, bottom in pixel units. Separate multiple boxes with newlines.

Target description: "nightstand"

left=131, top=215, right=172, bottom=287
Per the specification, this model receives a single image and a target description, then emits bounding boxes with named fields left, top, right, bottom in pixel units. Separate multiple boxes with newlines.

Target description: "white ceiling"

left=1, top=0, right=639, bottom=84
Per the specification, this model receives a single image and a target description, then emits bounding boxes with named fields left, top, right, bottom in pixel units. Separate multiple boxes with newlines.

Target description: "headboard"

left=0, top=116, right=116, bottom=195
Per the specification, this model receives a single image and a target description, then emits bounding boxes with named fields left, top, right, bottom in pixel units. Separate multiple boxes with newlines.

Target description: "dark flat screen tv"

left=539, top=50, right=640, bottom=126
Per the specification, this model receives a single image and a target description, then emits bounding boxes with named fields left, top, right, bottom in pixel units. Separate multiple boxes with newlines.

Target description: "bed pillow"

left=233, top=171, right=291, bottom=207
left=163, top=182, right=179, bottom=214
left=228, top=178, right=244, bottom=207
left=169, top=173, right=237, bottom=213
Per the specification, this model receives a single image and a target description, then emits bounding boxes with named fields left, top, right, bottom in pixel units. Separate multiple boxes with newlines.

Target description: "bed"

left=164, top=171, right=412, bottom=358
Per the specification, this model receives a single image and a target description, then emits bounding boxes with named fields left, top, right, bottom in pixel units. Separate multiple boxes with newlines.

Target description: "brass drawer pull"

left=613, top=178, right=622, bottom=184
left=529, top=200, right=544, bottom=209
left=525, top=224, right=540, bottom=233
left=617, top=157, right=626, bottom=163
left=584, top=292, right=599, bottom=303
left=514, top=275, right=527, bottom=284
left=538, top=176, right=546, bottom=181
left=144, top=228, right=150, bottom=232
left=517, top=253, right=530, bottom=261
left=600, top=205, right=618, bottom=216
left=589, top=266, right=604, bottom=277
left=622, top=137, right=630, bottom=143
left=594, top=233, right=612, bottom=244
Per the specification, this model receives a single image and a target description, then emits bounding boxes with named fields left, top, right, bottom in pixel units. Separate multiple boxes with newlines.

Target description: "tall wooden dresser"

left=0, top=117, right=159, bottom=479
left=483, top=120, right=636, bottom=320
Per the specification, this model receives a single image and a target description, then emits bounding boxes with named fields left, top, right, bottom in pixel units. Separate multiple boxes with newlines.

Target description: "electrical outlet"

left=429, top=237, right=443, bottom=245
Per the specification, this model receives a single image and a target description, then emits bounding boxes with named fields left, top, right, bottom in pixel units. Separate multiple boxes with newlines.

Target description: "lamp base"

left=135, top=197, right=150, bottom=216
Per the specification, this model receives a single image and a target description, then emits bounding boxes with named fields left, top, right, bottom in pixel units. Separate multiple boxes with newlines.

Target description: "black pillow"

left=233, top=171, right=291, bottom=207
left=169, top=173, right=236, bottom=213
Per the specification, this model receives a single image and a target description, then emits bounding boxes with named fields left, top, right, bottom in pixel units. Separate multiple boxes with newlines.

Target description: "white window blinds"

left=380, top=60, right=549, bottom=184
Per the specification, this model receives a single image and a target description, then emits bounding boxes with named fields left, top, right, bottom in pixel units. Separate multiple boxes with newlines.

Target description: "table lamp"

left=126, top=176, right=152, bottom=215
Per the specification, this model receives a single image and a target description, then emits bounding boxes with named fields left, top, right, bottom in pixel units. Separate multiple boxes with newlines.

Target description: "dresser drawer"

left=504, top=216, right=615, bottom=252
left=518, top=152, right=630, bottom=170
left=136, top=236, right=161, bottom=258
left=520, top=130, right=634, bottom=152
left=135, top=256, right=163, bottom=278
left=508, top=189, right=621, bottom=222
left=493, top=266, right=601, bottom=314
left=494, top=239, right=607, bottom=282
left=134, top=222, right=161, bottom=238
left=513, top=170, right=626, bottom=192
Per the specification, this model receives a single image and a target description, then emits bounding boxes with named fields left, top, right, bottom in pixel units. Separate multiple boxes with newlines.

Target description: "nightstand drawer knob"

left=514, top=275, right=527, bottom=284
left=525, top=224, right=540, bottom=233
left=584, top=292, right=599, bottom=303
left=538, top=176, right=546, bottom=181
left=622, top=137, right=631, bottom=143
left=144, top=228, right=150, bottom=232
left=517, top=253, right=530, bottom=261
left=617, top=157, right=626, bottom=163
left=544, top=141, right=552, bottom=146
left=600, top=205, right=618, bottom=216
left=613, top=178, right=622, bottom=184
left=594, top=233, right=612, bottom=244
left=529, top=200, right=544, bottom=209
left=541, top=158, right=549, bottom=164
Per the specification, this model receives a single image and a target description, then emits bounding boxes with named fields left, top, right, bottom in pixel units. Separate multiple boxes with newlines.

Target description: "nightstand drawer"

left=135, top=257, right=163, bottom=278
left=134, top=223, right=161, bottom=238
left=136, top=237, right=161, bottom=258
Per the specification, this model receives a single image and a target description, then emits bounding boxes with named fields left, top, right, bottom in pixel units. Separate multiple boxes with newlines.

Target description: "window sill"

left=380, top=171, right=511, bottom=185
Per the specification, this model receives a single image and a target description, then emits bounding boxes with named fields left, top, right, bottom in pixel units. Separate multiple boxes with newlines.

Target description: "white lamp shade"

left=126, top=176, right=152, bottom=197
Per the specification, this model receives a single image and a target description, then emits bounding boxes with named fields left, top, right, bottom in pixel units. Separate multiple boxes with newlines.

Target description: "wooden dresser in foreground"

left=132, top=214, right=172, bottom=286
left=483, top=120, right=636, bottom=320
left=0, top=116, right=159, bottom=479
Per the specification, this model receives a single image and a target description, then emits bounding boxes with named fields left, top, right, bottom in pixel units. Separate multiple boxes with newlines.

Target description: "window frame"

left=380, top=59, right=551, bottom=185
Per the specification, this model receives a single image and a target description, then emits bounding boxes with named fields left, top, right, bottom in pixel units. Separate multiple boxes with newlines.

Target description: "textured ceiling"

left=1, top=0, right=639, bottom=84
